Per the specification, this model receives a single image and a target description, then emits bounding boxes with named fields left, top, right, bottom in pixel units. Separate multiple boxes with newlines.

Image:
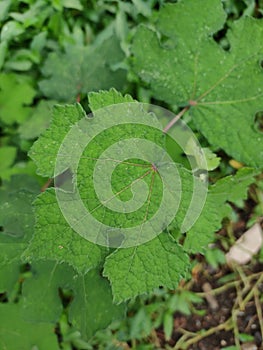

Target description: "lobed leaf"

left=39, top=34, right=127, bottom=102
left=132, top=0, right=263, bottom=167
left=103, top=233, right=190, bottom=302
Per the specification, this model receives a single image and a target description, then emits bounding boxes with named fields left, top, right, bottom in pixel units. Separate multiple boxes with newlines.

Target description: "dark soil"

left=157, top=261, right=263, bottom=349
left=157, top=202, right=263, bottom=350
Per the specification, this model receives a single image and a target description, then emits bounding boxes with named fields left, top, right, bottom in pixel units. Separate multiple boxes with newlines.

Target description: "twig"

left=173, top=333, right=191, bottom=350
left=202, top=282, right=219, bottom=310
left=240, top=274, right=263, bottom=309
left=41, top=178, right=53, bottom=192
left=254, top=286, right=263, bottom=348
left=196, top=272, right=262, bottom=297
left=163, top=106, right=189, bottom=133
left=232, top=309, right=241, bottom=349
left=173, top=272, right=263, bottom=349
left=173, top=319, right=232, bottom=349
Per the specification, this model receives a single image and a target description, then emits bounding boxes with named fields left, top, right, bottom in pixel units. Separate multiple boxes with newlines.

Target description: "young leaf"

left=131, top=0, right=263, bottom=167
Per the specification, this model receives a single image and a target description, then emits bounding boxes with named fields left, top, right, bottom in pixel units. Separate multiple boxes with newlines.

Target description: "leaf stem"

left=163, top=106, right=189, bottom=133
left=41, top=178, right=53, bottom=192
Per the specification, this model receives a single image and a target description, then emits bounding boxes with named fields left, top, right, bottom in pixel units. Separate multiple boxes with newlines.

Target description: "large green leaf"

left=39, top=33, right=127, bottom=102
left=0, top=303, right=60, bottom=350
left=131, top=0, right=263, bottom=167
left=26, top=90, right=257, bottom=302
left=22, top=261, right=73, bottom=323
left=0, top=175, right=39, bottom=294
left=69, top=269, right=125, bottom=339
left=22, top=261, right=124, bottom=340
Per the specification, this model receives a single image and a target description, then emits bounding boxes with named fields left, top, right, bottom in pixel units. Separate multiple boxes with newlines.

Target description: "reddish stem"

left=163, top=106, right=190, bottom=133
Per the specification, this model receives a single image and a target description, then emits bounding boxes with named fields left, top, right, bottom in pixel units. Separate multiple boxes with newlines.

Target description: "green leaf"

left=0, top=20, right=24, bottom=41
left=132, top=0, right=152, bottom=17
left=22, top=260, right=125, bottom=339
left=168, top=293, right=192, bottom=315
left=9, top=1, right=50, bottom=27
left=62, top=0, right=83, bottom=10
left=184, top=168, right=257, bottom=252
left=29, top=103, right=86, bottom=177
left=30, top=31, right=47, bottom=52
left=69, top=269, right=125, bottom=339
left=238, top=333, right=255, bottom=342
left=26, top=92, right=143, bottom=272
left=28, top=89, right=256, bottom=303
left=129, top=308, right=152, bottom=339
left=88, top=88, right=134, bottom=111
left=0, top=175, right=39, bottom=294
left=3, top=48, right=38, bottom=71
left=27, top=89, right=193, bottom=300
left=0, top=242, right=25, bottom=295
left=0, top=175, right=39, bottom=239
left=0, top=146, right=17, bottom=174
left=131, top=0, right=263, bottom=167
left=0, top=73, right=35, bottom=125
left=39, top=33, right=127, bottom=102
left=0, top=41, right=8, bottom=70
left=103, top=234, right=190, bottom=302
left=205, top=248, right=226, bottom=268
left=0, top=160, right=40, bottom=182
left=163, top=312, right=173, bottom=340
left=23, top=189, right=106, bottom=273
left=19, top=100, right=57, bottom=140
left=0, top=190, right=35, bottom=239
left=0, top=0, right=11, bottom=22
left=22, top=261, right=73, bottom=322
left=0, top=303, right=60, bottom=350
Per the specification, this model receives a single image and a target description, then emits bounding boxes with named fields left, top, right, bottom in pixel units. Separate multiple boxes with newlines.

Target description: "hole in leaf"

left=159, top=33, right=177, bottom=50
left=222, top=0, right=252, bottom=19
left=153, top=0, right=178, bottom=11
left=259, top=59, right=263, bottom=69
left=0, top=292, right=8, bottom=303
left=20, top=263, right=31, bottom=273
left=59, top=287, right=73, bottom=308
left=254, top=111, right=263, bottom=133
left=213, top=25, right=230, bottom=51
left=255, top=0, right=263, bottom=18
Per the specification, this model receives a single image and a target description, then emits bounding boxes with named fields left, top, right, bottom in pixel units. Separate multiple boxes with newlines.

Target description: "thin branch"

left=254, top=287, right=263, bottom=348
left=163, top=106, right=189, bottom=133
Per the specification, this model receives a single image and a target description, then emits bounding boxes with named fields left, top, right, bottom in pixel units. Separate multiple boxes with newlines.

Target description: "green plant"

left=1, top=0, right=263, bottom=349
